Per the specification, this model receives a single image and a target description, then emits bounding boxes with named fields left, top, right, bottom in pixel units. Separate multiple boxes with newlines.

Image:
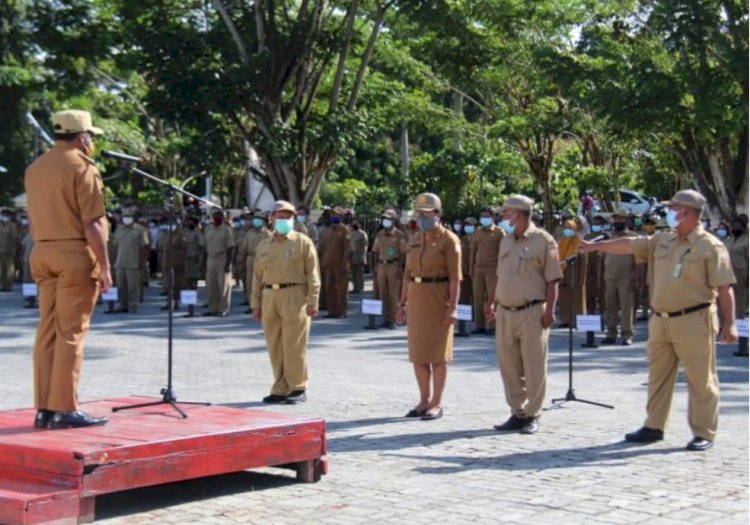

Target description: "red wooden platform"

left=0, top=397, right=327, bottom=525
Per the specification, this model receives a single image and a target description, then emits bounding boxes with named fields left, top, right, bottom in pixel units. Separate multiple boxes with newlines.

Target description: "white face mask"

left=0, top=216, right=8, bottom=223
left=122, top=217, right=134, bottom=226
left=21, top=218, right=29, bottom=226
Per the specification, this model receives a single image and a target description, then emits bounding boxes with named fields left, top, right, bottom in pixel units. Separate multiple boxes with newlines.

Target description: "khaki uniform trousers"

left=644, top=309, right=719, bottom=441
left=495, top=303, right=548, bottom=419
left=733, top=269, right=748, bottom=318
left=351, top=263, right=365, bottom=293
left=376, top=262, right=401, bottom=323
left=261, top=286, right=310, bottom=395
left=473, top=267, right=497, bottom=330
left=31, top=241, right=98, bottom=411
left=605, top=278, right=634, bottom=338
left=115, top=268, right=141, bottom=311
left=0, top=252, right=15, bottom=290
left=324, top=266, right=348, bottom=316
left=206, top=252, right=232, bottom=314
left=245, top=255, right=255, bottom=306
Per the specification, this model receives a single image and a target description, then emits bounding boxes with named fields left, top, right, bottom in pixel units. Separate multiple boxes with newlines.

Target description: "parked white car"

left=616, top=189, right=653, bottom=215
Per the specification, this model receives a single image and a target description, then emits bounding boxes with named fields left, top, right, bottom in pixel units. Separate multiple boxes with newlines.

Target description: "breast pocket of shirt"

left=517, top=249, right=537, bottom=275
left=681, top=252, right=707, bottom=284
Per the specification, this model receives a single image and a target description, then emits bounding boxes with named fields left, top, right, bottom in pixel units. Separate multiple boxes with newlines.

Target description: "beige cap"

left=272, top=200, right=296, bottom=214
left=415, top=192, right=441, bottom=211
left=52, top=110, right=103, bottom=136
left=382, top=209, right=397, bottom=220
left=611, top=208, right=629, bottom=218
left=669, top=189, right=706, bottom=210
left=501, top=195, right=533, bottom=212
left=332, top=206, right=346, bottom=215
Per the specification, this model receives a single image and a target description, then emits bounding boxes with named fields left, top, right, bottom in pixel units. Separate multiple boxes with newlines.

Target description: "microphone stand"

left=111, top=164, right=219, bottom=418
left=548, top=255, right=613, bottom=410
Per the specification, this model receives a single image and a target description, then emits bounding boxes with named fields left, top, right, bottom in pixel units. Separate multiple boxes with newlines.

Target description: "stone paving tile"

left=0, top=283, right=747, bottom=524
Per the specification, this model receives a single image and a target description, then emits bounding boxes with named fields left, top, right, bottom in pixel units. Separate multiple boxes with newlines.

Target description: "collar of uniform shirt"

left=669, top=227, right=701, bottom=244
left=517, top=221, right=537, bottom=239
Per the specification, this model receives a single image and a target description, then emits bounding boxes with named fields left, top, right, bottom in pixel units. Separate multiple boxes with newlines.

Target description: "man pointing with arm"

left=579, top=190, right=737, bottom=451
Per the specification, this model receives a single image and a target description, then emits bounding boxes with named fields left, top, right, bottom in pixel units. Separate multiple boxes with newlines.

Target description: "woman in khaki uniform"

left=397, top=193, right=461, bottom=421
left=557, top=219, right=587, bottom=327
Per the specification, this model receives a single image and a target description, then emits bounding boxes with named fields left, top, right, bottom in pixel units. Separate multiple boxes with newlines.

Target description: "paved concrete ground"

left=0, top=281, right=747, bottom=524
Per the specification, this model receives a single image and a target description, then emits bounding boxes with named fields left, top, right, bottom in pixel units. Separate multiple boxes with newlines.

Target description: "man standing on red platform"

left=25, top=110, right=111, bottom=429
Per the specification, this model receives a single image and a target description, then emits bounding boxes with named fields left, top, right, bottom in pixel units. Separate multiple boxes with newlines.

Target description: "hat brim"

left=88, top=126, right=104, bottom=136
left=415, top=206, right=436, bottom=212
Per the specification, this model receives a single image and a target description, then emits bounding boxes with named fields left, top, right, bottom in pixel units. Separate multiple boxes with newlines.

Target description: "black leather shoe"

left=34, top=409, right=55, bottom=429
left=601, top=337, right=617, bottom=345
left=262, top=394, right=288, bottom=404
left=471, top=328, right=487, bottom=335
left=48, top=411, right=108, bottom=429
left=621, top=338, right=633, bottom=346
left=216, top=311, right=229, bottom=317
left=284, top=390, right=307, bottom=404
left=521, top=417, right=539, bottom=435
left=486, top=329, right=495, bottom=336
left=202, top=311, right=217, bottom=317
left=734, top=351, right=749, bottom=357
left=493, top=414, right=526, bottom=432
left=686, top=437, right=713, bottom=451
left=625, top=426, right=664, bottom=443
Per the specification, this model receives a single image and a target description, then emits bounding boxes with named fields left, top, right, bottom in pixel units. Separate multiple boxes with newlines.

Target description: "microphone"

left=102, top=150, right=141, bottom=163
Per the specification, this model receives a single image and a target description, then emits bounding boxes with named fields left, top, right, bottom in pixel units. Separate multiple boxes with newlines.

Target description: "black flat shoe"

left=262, top=394, right=288, bottom=404
left=284, top=390, right=307, bottom=404
left=405, top=408, right=427, bottom=418
left=493, top=414, right=526, bottom=432
left=601, top=337, right=617, bottom=345
left=521, top=417, right=539, bottom=435
left=421, top=407, right=443, bottom=421
left=48, top=411, right=108, bottom=429
left=202, top=311, right=217, bottom=317
left=625, top=426, right=664, bottom=443
left=686, top=437, right=713, bottom=451
left=34, top=409, right=55, bottom=429
left=471, top=328, right=487, bottom=335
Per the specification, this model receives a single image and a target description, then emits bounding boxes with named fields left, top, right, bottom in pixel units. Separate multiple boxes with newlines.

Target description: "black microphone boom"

left=102, top=150, right=141, bottom=163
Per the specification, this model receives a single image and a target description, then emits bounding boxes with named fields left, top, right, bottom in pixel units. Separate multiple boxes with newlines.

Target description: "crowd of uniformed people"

left=8, top=110, right=749, bottom=451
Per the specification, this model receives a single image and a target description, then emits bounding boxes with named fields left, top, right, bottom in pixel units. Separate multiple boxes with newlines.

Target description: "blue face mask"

left=716, top=228, right=728, bottom=238
left=330, top=216, right=341, bottom=224
left=603, top=224, right=612, bottom=231
left=274, top=218, right=293, bottom=235
left=499, top=219, right=515, bottom=235
left=252, top=218, right=264, bottom=228
left=296, top=215, right=306, bottom=224
left=480, top=217, right=493, bottom=228
left=464, top=225, right=475, bottom=235
left=453, top=223, right=462, bottom=232
left=417, top=216, right=437, bottom=231
left=591, top=224, right=603, bottom=233
left=382, top=218, right=393, bottom=229
left=666, top=209, right=681, bottom=229
left=563, top=228, right=575, bottom=238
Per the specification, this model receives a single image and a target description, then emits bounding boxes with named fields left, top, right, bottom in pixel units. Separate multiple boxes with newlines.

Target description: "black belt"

left=379, top=260, right=399, bottom=264
left=38, top=238, right=85, bottom=243
left=410, top=276, right=448, bottom=283
left=652, top=302, right=711, bottom=319
left=263, top=283, right=304, bottom=290
left=499, top=299, right=545, bottom=312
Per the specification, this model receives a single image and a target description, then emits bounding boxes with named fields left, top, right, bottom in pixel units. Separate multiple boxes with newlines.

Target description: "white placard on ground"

left=181, top=290, right=198, bottom=306
left=101, top=287, right=118, bottom=302
left=576, top=314, right=602, bottom=332
left=457, top=304, right=473, bottom=322
left=21, top=283, right=37, bottom=297
left=737, top=318, right=749, bottom=338
left=362, top=298, right=383, bottom=316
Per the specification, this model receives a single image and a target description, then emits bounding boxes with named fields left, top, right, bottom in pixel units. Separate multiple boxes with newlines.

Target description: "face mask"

left=716, top=228, right=728, bottom=238
left=633, top=218, right=643, bottom=227
left=666, top=209, right=681, bottom=229
left=382, top=218, right=393, bottom=229
left=480, top=217, right=493, bottom=228
left=122, top=217, right=134, bottom=226
left=0, top=216, right=8, bottom=223
left=296, top=215, right=307, bottom=224
left=330, top=216, right=341, bottom=224
left=464, top=225, right=475, bottom=235
left=274, top=218, right=293, bottom=235
left=149, top=222, right=156, bottom=229
left=499, top=219, right=515, bottom=235
left=159, top=224, right=168, bottom=231
left=591, top=224, right=603, bottom=233
left=232, top=221, right=241, bottom=228
left=563, top=228, right=575, bottom=238
left=417, top=216, right=437, bottom=231
left=613, top=222, right=625, bottom=232
left=252, top=218, right=264, bottom=228
left=644, top=225, right=656, bottom=234
left=213, top=217, right=224, bottom=226
left=21, top=218, right=29, bottom=226
left=733, top=228, right=744, bottom=236
left=603, top=224, right=612, bottom=231
left=453, top=223, right=462, bottom=232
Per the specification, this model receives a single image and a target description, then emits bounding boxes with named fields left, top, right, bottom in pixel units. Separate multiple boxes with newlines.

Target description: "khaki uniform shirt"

left=251, top=231, right=321, bottom=309
left=470, top=225, right=503, bottom=271
left=113, top=225, right=149, bottom=269
left=350, top=229, right=369, bottom=264
left=728, top=232, right=748, bottom=275
left=322, top=224, right=351, bottom=268
left=158, top=227, right=187, bottom=268
left=301, top=220, right=319, bottom=245
left=233, top=228, right=247, bottom=260
left=372, top=228, right=406, bottom=262
left=25, top=144, right=106, bottom=242
left=0, top=222, right=18, bottom=255
left=603, top=229, right=636, bottom=280
left=243, top=227, right=273, bottom=256
left=495, top=223, right=563, bottom=307
left=203, top=223, right=235, bottom=255
left=630, top=227, right=736, bottom=313
left=403, top=226, right=462, bottom=282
